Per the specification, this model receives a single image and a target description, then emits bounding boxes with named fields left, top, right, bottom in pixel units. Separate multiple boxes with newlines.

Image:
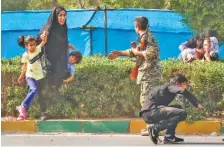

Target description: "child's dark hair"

left=197, top=39, right=204, bottom=49
left=170, top=73, right=188, bottom=84
left=135, top=16, right=149, bottom=30
left=186, top=38, right=197, bottom=48
left=18, top=35, right=36, bottom=48
left=69, top=51, right=82, bottom=64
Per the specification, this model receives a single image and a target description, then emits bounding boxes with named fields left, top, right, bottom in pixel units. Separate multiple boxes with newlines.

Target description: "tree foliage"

left=1, top=0, right=30, bottom=11
left=101, top=0, right=166, bottom=9
left=169, top=0, right=224, bottom=41
left=2, top=0, right=168, bottom=11
left=26, top=0, right=92, bottom=10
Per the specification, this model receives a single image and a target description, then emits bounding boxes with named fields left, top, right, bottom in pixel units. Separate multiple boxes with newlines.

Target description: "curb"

left=37, top=120, right=129, bottom=133
left=222, top=122, right=224, bottom=134
left=38, top=121, right=82, bottom=132
left=1, top=120, right=222, bottom=134
left=129, top=120, right=146, bottom=133
left=175, top=121, right=221, bottom=135
left=1, top=120, right=37, bottom=133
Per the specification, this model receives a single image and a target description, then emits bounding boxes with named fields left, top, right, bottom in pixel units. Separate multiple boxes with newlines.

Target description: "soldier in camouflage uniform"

left=108, top=16, right=162, bottom=136
left=136, top=27, right=161, bottom=107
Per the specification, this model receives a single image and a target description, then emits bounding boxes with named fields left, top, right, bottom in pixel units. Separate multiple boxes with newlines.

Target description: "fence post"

left=104, top=6, right=108, bottom=56
left=80, top=26, right=96, bottom=56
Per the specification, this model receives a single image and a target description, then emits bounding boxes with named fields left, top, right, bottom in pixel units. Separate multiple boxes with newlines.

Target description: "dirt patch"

left=1, top=116, right=17, bottom=121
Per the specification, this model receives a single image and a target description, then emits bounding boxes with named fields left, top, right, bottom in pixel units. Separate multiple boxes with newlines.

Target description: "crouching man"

left=139, top=73, right=203, bottom=144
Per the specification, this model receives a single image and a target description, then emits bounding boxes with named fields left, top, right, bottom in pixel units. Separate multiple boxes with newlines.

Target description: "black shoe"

left=148, top=126, right=159, bottom=144
left=164, top=136, right=184, bottom=144
left=174, top=136, right=184, bottom=142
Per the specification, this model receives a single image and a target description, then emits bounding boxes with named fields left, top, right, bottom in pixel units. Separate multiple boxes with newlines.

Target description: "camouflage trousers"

left=140, top=80, right=160, bottom=106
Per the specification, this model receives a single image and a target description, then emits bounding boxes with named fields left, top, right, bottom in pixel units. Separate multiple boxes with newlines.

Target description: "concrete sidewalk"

left=2, top=134, right=224, bottom=146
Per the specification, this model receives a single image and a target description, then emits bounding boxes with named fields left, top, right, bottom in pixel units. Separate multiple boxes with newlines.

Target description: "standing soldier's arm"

left=140, top=33, right=158, bottom=60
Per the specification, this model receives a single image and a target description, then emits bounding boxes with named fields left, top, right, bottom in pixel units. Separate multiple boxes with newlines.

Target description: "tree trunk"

left=52, top=0, right=58, bottom=7
left=77, top=0, right=85, bottom=9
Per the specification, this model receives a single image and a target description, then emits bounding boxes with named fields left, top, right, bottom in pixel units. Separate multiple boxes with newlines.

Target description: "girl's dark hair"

left=186, top=38, right=197, bottom=48
left=69, top=51, right=82, bottom=64
left=18, top=36, right=25, bottom=48
left=18, top=35, right=36, bottom=48
left=197, top=39, right=204, bottom=49
left=170, top=73, right=188, bottom=84
left=186, top=33, right=205, bottom=48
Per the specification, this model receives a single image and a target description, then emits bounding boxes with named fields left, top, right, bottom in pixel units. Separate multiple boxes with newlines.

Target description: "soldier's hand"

left=108, top=51, right=121, bottom=60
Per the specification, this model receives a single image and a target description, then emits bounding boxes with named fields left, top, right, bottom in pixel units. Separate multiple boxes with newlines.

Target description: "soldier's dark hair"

left=170, top=73, right=188, bottom=84
left=135, top=16, right=149, bottom=30
left=69, top=51, right=82, bottom=64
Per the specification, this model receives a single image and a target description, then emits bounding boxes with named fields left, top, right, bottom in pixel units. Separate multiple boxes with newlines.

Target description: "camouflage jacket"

left=136, top=30, right=162, bottom=84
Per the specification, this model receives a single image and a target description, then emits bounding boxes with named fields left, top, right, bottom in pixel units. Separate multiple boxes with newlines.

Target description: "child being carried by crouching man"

left=139, top=73, right=203, bottom=144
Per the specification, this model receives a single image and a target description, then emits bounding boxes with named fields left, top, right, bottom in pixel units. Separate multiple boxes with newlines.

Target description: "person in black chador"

left=36, top=6, right=75, bottom=120
left=37, top=6, right=75, bottom=87
left=139, top=73, right=203, bottom=144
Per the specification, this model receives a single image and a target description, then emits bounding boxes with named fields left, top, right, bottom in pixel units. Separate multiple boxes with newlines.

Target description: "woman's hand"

left=68, top=44, right=75, bottom=50
left=40, top=31, right=49, bottom=42
left=39, top=31, right=49, bottom=47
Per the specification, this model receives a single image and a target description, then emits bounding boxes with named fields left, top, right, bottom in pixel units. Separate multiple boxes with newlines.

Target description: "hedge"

left=1, top=56, right=224, bottom=121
